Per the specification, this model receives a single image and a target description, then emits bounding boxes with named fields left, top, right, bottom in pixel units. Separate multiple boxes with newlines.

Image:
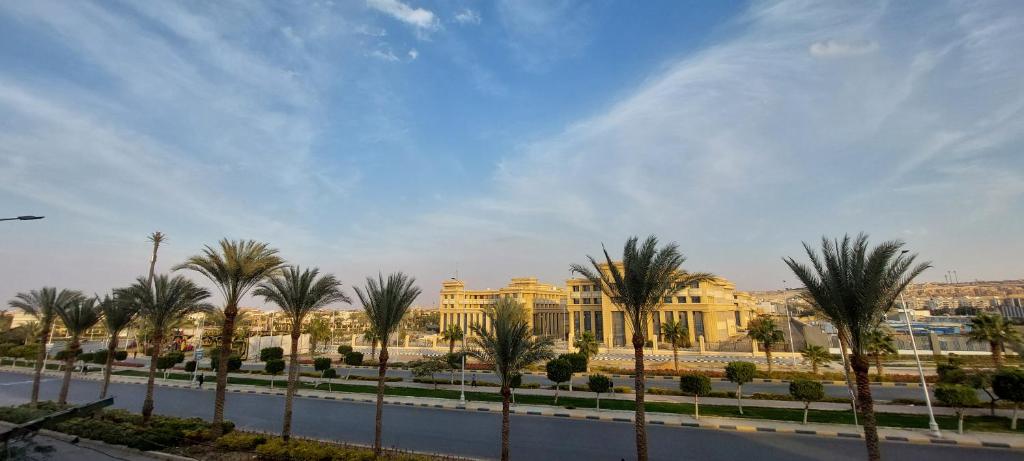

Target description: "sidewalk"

left=8, top=367, right=1024, bottom=451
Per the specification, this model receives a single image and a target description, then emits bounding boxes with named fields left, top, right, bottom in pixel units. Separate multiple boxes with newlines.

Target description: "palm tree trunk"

left=875, top=355, right=884, bottom=378
left=851, top=354, right=881, bottom=461
left=632, top=332, right=648, bottom=461
left=212, top=306, right=236, bottom=435
left=838, top=332, right=859, bottom=417
left=449, top=340, right=455, bottom=355
left=142, top=334, right=163, bottom=424
left=765, top=345, right=773, bottom=376
left=737, top=384, right=743, bottom=415
left=812, top=362, right=819, bottom=375
left=991, top=341, right=1003, bottom=367
left=58, top=337, right=79, bottom=405
left=672, top=345, right=678, bottom=372
left=374, top=344, right=389, bottom=457
left=100, top=334, right=119, bottom=399
left=282, top=332, right=300, bottom=441
left=30, top=319, right=52, bottom=406
left=501, top=386, right=511, bottom=461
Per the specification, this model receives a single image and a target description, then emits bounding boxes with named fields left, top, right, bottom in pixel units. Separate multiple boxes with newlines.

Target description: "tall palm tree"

left=55, top=297, right=102, bottom=404
left=660, top=320, right=688, bottom=372
left=967, top=313, right=1021, bottom=367
left=354, top=272, right=421, bottom=457
left=207, top=309, right=252, bottom=355
left=468, top=298, right=554, bottom=461
left=441, top=324, right=464, bottom=355
left=747, top=315, right=785, bottom=376
left=123, top=275, right=211, bottom=423
left=254, top=266, right=350, bottom=441
left=97, top=293, right=139, bottom=399
left=8, top=288, right=82, bottom=405
left=784, top=233, right=929, bottom=461
left=865, top=327, right=897, bottom=378
left=801, top=344, right=832, bottom=375
left=570, top=235, right=711, bottom=461
left=174, top=239, right=284, bottom=432
left=147, top=232, right=166, bottom=287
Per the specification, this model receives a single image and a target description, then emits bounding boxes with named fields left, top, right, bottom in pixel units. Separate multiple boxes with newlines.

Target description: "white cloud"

left=454, top=9, right=481, bottom=25
left=366, top=0, right=439, bottom=34
left=809, top=39, right=879, bottom=57
left=408, top=48, right=419, bottom=60
left=369, top=48, right=400, bottom=61
left=496, top=0, right=595, bottom=72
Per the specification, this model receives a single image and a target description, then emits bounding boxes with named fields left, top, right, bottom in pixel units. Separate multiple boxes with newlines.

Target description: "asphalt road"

left=0, top=371, right=1015, bottom=461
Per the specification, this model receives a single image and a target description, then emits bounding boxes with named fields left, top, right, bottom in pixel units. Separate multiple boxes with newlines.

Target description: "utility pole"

left=782, top=281, right=797, bottom=366
left=899, top=250, right=941, bottom=438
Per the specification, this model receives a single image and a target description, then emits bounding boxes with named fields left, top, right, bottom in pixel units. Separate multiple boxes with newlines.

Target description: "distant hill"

left=752, top=279, right=1024, bottom=303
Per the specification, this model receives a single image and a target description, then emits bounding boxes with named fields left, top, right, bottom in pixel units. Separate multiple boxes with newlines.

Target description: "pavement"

left=2, top=368, right=1022, bottom=460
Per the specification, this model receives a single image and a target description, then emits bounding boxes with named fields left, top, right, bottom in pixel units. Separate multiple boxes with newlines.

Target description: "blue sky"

left=1, top=0, right=1022, bottom=308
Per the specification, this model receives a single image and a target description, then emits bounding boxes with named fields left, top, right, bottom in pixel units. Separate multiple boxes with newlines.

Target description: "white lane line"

left=0, top=378, right=56, bottom=386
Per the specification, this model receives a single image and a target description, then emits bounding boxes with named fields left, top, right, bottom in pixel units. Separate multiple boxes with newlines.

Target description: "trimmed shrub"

left=546, top=358, right=572, bottom=403
left=725, top=361, right=757, bottom=415
left=558, top=352, right=588, bottom=373
left=156, top=355, right=179, bottom=373
left=322, top=368, right=338, bottom=379
left=114, top=350, right=128, bottom=361
left=91, top=349, right=109, bottom=365
left=215, top=431, right=267, bottom=451
left=184, top=360, right=197, bottom=373
left=313, top=357, right=332, bottom=372
left=337, top=345, right=353, bottom=355
left=679, top=374, right=712, bottom=419
left=993, top=368, right=1024, bottom=430
left=935, top=384, right=979, bottom=434
left=260, top=347, right=284, bottom=362
left=588, top=374, right=612, bottom=410
left=265, top=359, right=286, bottom=376
left=789, top=378, right=825, bottom=424
left=344, top=351, right=364, bottom=366
left=210, top=353, right=243, bottom=373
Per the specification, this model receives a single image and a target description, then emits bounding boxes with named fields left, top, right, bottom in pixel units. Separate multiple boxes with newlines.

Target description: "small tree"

left=935, top=384, right=978, bottom=434
left=265, top=358, right=286, bottom=389
left=156, top=354, right=178, bottom=380
left=789, top=378, right=825, bottom=424
left=573, top=332, right=599, bottom=371
left=114, top=350, right=128, bottom=361
left=559, top=353, right=587, bottom=391
left=211, top=351, right=242, bottom=373
left=185, top=360, right=197, bottom=373
left=800, top=345, right=831, bottom=375
left=343, top=351, right=363, bottom=379
left=337, top=344, right=353, bottom=356
left=509, top=372, right=522, bottom=404
left=546, top=358, right=572, bottom=404
left=322, top=368, right=338, bottom=392
left=444, top=352, right=463, bottom=384
left=91, top=349, right=110, bottom=365
left=965, top=370, right=999, bottom=416
left=993, top=368, right=1024, bottom=430
left=660, top=319, right=689, bottom=372
left=679, top=374, right=712, bottom=419
left=724, top=362, right=756, bottom=415
left=260, top=347, right=284, bottom=362
left=746, top=315, right=784, bottom=376
left=412, top=357, right=448, bottom=389
left=865, top=328, right=897, bottom=378
left=588, top=374, right=612, bottom=411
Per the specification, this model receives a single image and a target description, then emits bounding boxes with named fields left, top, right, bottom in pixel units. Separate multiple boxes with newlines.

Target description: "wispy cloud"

left=809, top=39, right=879, bottom=57
left=366, top=0, right=440, bottom=35
left=496, top=0, right=596, bottom=72
left=454, top=9, right=481, bottom=25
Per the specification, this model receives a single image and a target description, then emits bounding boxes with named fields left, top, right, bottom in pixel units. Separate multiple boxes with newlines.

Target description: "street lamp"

left=0, top=215, right=44, bottom=221
left=899, top=249, right=941, bottom=438
left=782, top=281, right=797, bottom=366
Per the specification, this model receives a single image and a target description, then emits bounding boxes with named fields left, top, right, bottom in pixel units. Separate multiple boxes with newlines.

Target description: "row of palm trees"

left=10, top=232, right=927, bottom=461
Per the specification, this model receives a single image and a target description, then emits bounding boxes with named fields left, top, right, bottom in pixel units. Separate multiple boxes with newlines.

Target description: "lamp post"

left=0, top=215, right=44, bottom=222
left=191, top=314, right=206, bottom=385
left=782, top=281, right=797, bottom=366
left=899, top=250, right=941, bottom=438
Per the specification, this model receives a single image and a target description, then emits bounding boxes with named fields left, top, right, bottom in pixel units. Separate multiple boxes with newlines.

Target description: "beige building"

left=439, top=278, right=567, bottom=338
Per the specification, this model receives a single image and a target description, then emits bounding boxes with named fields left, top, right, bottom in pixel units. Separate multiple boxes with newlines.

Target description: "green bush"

left=184, top=360, right=197, bottom=372
left=313, top=357, right=332, bottom=372
left=935, top=384, right=980, bottom=433
left=322, top=368, right=338, bottom=379
left=91, top=349, right=109, bottom=365
left=679, top=374, right=712, bottom=396
left=54, top=349, right=79, bottom=361
left=251, top=436, right=428, bottom=461
left=260, top=347, right=284, bottom=362
left=265, top=359, right=286, bottom=375
left=156, top=354, right=179, bottom=371
left=79, top=352, right=95, bottom=363
left=337, top=345, right=353, bottom=355
left=211, top=353, right=243, bottom=372
left=215, top=431, right=267, bottom=451
left=114, top=350, right=128, bottom=361
left=344, top=351, right=364, bottom=366
left=558, top=352, right=588, bottom=373
left=993, top=368, right=1024, bottom=430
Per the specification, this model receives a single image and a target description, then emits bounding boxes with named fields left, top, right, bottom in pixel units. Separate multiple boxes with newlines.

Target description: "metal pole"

left=191, top=314, right=205, bottom=385
left=459, top=333, right=467, bottom=403
left=901, top=292, right=941, bottom=438
left=783, top=283, right=797, bottom=366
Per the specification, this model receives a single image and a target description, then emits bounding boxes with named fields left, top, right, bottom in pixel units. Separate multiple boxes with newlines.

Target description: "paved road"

left=0, top=372, right=1015, bottom=461
left=234, top=362, right=935, bottom=401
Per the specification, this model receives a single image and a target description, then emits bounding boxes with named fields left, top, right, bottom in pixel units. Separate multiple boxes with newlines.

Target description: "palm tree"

left=55, top=297, right=102, bottom=404
left=865, top=327, right=897, bottom=378
left=573, top=331, right=600, bottom=372
left=468, top=298, right=554, bottom=461
left=174, top=239, right=284, bottom=432
left=21, top=320, right=40, bottom=345
left=207, top=309, right=251, bottom=355
left=570, top=235, right=711, bottom=461
left=97, top=293, right=139, bottom=399
left=147, top=232, right=166, bottom=287
left=441, top=324, right=464, bottom=355
left=801, top=344, right=831, bottom=375
left=747, top=315, right=785, bottom=376
left=967, top=313, right=1022, bottom=367
left=123, top=275, right=211, bottom=423
left=8, top=287, right=82, bottom=405
left=784, top=233, right=929, bottom=461
left=364, top=329, right=380, bottom=358
left=354, top=272, right=421, bottom=457
left=660, top=320, right=688, bottom=372
left=304, top=316, right=332, bottom=355
left=254, top=266, right=350, bottom=441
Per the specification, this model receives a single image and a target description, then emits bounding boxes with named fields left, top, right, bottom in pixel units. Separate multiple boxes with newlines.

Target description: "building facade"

left=566, top=269, right=757, bottom=348
left=438, top=277, right=567, bottom=338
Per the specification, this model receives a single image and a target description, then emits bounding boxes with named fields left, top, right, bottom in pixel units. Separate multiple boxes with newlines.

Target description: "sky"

left=1, top=0, right=1022, bottom=310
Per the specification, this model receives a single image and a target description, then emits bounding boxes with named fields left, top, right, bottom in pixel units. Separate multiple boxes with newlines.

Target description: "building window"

left=573, top=298, right=580, bottom=305
left=573, top=285, right=579, bottom=292
left=573, top=312, right=580, bottom=335
left=663, top=296, right=672, bottom=304
left=653, top=313, right=661, bottom=342
left=691, top=296, right=701, bottom=304
left=677, top=296, right=687, bottom=304
left=583, top=285, right=590, bottom=292
left=734, top=311, right=742, bottom=327
left=594, top=312, right=604, bottom=341
left=584, top=311, right=592, bottom=333
left=693, top=311, right=705, bottom=338
left=665, top=311, right=674, bottom=325
left=689, top=281, right=700, bottom=288
left=612, top=312, right=625, bottom=347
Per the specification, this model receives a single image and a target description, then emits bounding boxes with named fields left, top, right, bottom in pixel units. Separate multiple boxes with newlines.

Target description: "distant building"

left=439, top=277, right=566, bottom=338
